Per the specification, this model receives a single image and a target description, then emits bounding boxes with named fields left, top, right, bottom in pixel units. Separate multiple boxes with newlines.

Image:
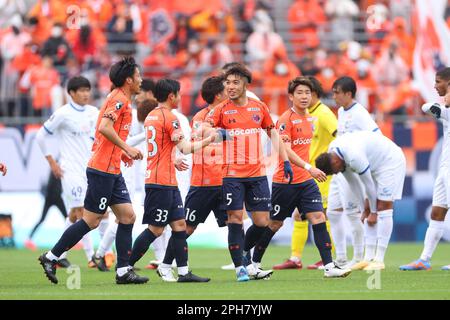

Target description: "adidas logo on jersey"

left=292, top=138, right=311, bottom=145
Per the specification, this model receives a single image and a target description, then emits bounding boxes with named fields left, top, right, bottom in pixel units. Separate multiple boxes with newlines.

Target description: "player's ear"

left=288, top=94, right=294, bottom=103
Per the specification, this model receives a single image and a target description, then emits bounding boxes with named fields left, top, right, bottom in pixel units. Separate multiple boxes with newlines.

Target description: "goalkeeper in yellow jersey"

left=273, top=76, right=337, bottom=270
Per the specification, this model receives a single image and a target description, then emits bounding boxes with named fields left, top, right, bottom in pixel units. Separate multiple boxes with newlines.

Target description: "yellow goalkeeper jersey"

left=308, top=100, right=337, bottom=164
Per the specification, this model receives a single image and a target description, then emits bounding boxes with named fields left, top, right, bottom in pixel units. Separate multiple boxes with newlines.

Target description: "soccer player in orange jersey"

left=155, top=76, right=228, bottom=279
left=205, top=64, right=293, bottom=281
left=251, top=77, right=352, bottom=278
left=39, top=57, right=149, bottom=285
left=127, top=79, right=221, bottom=282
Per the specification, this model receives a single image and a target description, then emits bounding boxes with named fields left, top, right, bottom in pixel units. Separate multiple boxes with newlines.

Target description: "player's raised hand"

left=125, top=146, right=143, bottom=160
left=0, top=162, right=7, bottom=176
left=121, top=152, right=134, bottom=167
left=309, top=167, right=327, bottom=182
left=174, top=157, right=189, bottom=171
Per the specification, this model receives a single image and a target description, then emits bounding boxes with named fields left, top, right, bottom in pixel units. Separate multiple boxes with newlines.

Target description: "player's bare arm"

left=0, top=162, right=7, bottom=176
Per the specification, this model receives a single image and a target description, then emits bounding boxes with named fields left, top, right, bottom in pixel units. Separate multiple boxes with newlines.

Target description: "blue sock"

left=172, top=231, right=188, bottom=268
left=51, top=219, right=91, bottom=257
left=115, top=223, right=133, bottom=268
left=129, top=228, right=157, bottom=266
left=312, top=222, right=333, bottom=265
left=228, top=223, right=244, bottom=267
left=252, top=227, right=276, bottom=263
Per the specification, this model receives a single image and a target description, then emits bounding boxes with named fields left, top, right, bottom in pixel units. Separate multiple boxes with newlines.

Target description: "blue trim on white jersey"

left=69, top=102, right=85, bottom=112
left=359, top=165, right=370, bottom=175
left=372, top=128, right=379, bottom=132
left=43, top=125, right=53, bottom=135
left=336, top=147, right=345, bottom=159
left=343, top=102, right=357, bottom=112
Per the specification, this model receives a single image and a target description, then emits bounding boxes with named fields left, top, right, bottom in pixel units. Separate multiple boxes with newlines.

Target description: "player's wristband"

left=304, top=163, right=312, bottom=171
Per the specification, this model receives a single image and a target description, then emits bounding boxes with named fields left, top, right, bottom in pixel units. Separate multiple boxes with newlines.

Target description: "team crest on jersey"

left=224, top=110, right=237, bottom=115
left=252, top=114, right=261, bottom=123
left=279, top=123, right=286, bottom=132
left=115, top=101, right=124, bottom=110
left=172, top=120, right=180, bottom=129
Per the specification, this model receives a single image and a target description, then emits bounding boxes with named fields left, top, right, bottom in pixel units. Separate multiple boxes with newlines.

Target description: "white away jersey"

left=422, top=103, right=450, bottom=168
left=43, top=103, right=98, bottom=174
left=337, top=102, right=379, bottom=135
left=329, top=131, right=402, bottom=175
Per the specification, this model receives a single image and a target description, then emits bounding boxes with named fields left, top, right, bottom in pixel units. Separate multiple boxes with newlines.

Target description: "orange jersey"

left=190, top=106, right=223, bottom=187
left=273, top=108, right=314, bottom=184
left=144, top=107, right=184, bottom=186
left=88, top=89, right=132, bottom=175
left=206, top=98, right=274, bottom=178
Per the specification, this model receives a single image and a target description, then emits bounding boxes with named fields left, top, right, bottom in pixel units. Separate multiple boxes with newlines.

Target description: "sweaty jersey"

left=337, top=101, right=379, bottom=135
left=273, top=108, right=314, bottom=184
left=206, top=97, right=275, bottom=178
left=191, top=106, right=223, bottom=187
left=42, top=102, right=98, bottom=174
left=88, top=88, right=132, bottom=175
left=144, top=106, right=184, bottom=186
left=308, top=100, right=337, bottom=163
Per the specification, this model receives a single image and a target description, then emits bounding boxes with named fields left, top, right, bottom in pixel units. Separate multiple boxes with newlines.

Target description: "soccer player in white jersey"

left=35, top=76, right=99, bottom=267
left=325, top=76, right=379, bottom=270
left=400, top=68, right=450, bottom=271
left=316, top=131, right=406, bottom=271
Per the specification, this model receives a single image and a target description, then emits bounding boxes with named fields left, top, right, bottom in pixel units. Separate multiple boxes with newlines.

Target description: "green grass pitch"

left=1, top=243, right=449, bottom=300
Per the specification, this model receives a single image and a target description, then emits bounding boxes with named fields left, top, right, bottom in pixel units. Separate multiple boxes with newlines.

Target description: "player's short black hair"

left=223, top=64, right=252, bottom=84
left=109, top=56, right=139, bottom=88
left=137, top=99, right=158, bottom=123
left=436, top=67, right=450, bottom=81
left=306, top=76, right=324, bottom=98
left=154, top=79, right=180, bottom=103
left=221, top=62, right=243, bottom=72
left=288, top=77, right=313, bottom=94
left=332, top=76, right=357, bottom=98
left=141, top=79, right=156, bottom=94
left=315, top=153, right=334, bottom=175
left=201, top=76, right=225, bottom=104
left=67, top=76, right=91, bottom=94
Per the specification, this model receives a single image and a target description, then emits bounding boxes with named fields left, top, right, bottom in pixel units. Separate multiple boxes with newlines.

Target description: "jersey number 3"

left=147, top=125, right=157, bottom=157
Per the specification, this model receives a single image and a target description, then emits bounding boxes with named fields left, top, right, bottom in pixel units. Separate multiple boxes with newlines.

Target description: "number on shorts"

left=186, top=208, right=196, bottom=222
left=226, top=193, right=232, bottom=206
left=72, top=186, right=82, bottom=198
left=147, top=125, right=158, bottom=157
left=155, top=209, right=169, bottom=222
left=273, top=204, right=281, bottom=216
left=99, top=197, right=107, bottom=210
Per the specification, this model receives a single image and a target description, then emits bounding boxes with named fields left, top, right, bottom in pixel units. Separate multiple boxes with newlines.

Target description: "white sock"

left=324, top=262, right=335, bottom=270
left=98, top=218, right=109, bottom=239
left=116, top=266, right=130, bottom=277
left=96, top=221, right=118, bottom=257
left=46, top=251, right=60, bottom=261
left=153, top=227, right=170, bottom=262
left=178, top=266, right=188, bottom=276
left=289, top=256, right=301, bottom=263
left=81, top=232, right=94, bottom=261
left=59, top=251, right=68, bottom=259
left=252, top=262, right=261, bottom=270
left=420, top=220, right=445, bottom=261
left=327, top=210, right=347, bottom=261
left=364, top=220, right=378, bottom=261
left=374, top=209, right=393, bottom=262
left=160, top=263, right=172, bottom=269
left=347, top=212, right=365, bottom=261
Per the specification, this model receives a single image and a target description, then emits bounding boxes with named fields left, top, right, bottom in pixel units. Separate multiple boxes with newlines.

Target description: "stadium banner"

left=412, top=0, right=450, bottom=102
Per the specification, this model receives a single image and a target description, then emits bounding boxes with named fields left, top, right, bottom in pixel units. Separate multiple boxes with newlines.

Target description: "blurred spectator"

left=107, top=3, right=136, bottom=55
left=68, top=24, right=106, bottom=69
left=365, top=1, right=390, bottom=55
left=28, top=0, right=66, bottom=47
left=245, top=9, right=285, bottom=72
left=85, top=0, right=115, bottom=29
left=190, top=8, right=237, bottom=43
left=19, top=55, right=60, bottom=118
left=354, top=59, right=377, bottom=113
left=41, top=22, right=73, bottom=78
left=142, top=44, right=177, bottom=79
left=380, top=16, right=415, bottom=67
left=297, top=47, right=320, bottom=76
left=287, top=0, right=327, bottom=58
left=0, top=0, right=27, bottom=29
left=325, top=0, right=359, bottom=48
left=169, top=14, right=198, bottom=54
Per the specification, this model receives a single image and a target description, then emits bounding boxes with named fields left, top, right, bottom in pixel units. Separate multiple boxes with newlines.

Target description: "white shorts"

left=432, top=167, right=449, bottom=208
left=373, top=152, right=406, bottom=202
left=61, top=172, right=87, bottom=209
left=327, top=174, right=361, bottom=214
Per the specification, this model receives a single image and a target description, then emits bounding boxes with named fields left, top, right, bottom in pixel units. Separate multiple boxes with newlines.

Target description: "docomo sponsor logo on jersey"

left=292, top=137, right=312, bottom=145
left=227, top=128, right=262, bottom=136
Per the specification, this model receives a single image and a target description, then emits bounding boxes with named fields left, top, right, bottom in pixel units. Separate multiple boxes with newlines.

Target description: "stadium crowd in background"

left=1, top=0, right=449, bottom=127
